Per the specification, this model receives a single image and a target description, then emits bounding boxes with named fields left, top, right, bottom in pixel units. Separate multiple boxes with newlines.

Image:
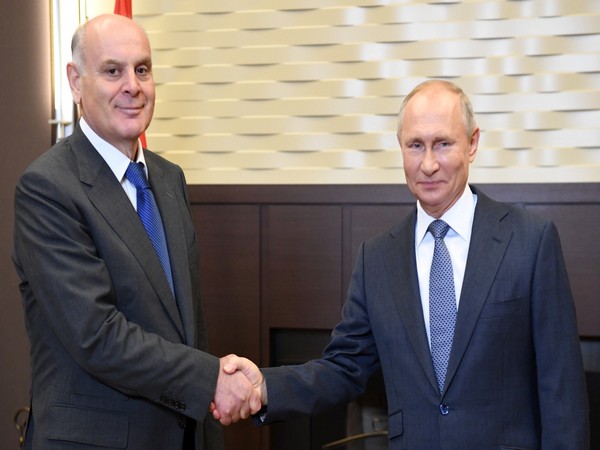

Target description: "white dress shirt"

left=415, top=185, right=477, bottom=345
left=80, top=117, right=146, bottom=210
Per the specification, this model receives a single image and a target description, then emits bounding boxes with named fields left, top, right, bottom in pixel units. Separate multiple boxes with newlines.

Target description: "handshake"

left=211, top=354, right=267, bottom=425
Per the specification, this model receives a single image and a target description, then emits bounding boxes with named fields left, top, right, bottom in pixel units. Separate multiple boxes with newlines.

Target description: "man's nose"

left=421, top=148, right=439, bottom=174
left=122, top=69, right=142, bottom=94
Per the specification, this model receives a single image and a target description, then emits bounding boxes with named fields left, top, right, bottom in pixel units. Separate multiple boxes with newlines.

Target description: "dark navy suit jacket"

left=261, top=186, right=589, bottom=449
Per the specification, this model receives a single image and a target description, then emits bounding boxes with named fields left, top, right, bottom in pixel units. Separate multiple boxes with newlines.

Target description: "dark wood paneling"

left=261, top=205, right=343, bottom=331
left=192, top=205, right=261, bottom=450
left=193, top=205, right=261, bottom=358
left=188, top=183, right=600, bottom=206
left=189, top=184, right=414, bottom=205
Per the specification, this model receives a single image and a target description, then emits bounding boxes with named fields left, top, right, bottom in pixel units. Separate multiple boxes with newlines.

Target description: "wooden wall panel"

left=261, top=205, right=343, bottom=331
left=191, top=204, right=261, bottom=450
left=193, top=204, right=261, bottom=358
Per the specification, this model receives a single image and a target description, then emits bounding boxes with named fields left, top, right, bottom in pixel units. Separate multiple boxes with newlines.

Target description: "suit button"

left=178, top=418, right=187, bottom=429
left=439, top=404, right=450, bottom=415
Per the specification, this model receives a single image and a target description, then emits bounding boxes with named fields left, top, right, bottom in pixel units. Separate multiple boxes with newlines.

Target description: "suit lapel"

left=444, top=189, right=512, bottom=393
left=145, top=154, right=196, bottom=345
left=73, top=128, right=186, bottom=341
left=384, top=211, right=440, bottom=393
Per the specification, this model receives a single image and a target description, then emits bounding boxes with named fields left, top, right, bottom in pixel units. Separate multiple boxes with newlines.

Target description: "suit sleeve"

left=261, top=242, right=380, bottom=422
left=13, top=163, right=220, bottom=422
left=531, top=221, right=589, bottom=449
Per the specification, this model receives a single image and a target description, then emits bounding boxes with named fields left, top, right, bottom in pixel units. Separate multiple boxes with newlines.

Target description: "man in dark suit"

left=13, top=14, right=258, bottom=449
left=217, top=80, right=590, bottom=449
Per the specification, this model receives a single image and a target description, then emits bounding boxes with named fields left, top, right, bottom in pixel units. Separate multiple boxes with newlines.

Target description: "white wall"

left=82, top=1, right=600, bottom=185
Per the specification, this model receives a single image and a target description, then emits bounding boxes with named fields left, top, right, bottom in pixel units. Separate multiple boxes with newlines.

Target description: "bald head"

left=71, top=14, right=149, bottom=74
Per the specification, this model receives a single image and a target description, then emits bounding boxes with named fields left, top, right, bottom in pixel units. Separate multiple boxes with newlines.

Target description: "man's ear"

left=468, top=127, right=480, bottom=162
left=66, top=62, right=82, bottom=105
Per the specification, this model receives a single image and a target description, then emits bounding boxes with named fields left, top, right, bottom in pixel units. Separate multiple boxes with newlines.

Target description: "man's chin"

left=118, top=123, right=149, bottom=140
left=416, top=189, right=446, bottom=209
left=416, top=184, right=444, bottom=200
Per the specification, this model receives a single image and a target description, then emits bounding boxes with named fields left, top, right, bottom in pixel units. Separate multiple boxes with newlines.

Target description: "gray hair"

left=397, top=80, right=477, bottom=139
left=70, top=23, right=87, bottom=73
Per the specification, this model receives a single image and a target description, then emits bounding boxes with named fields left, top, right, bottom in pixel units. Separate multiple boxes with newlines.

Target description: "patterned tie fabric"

left=125, top=162, right=175, bottom=295
left=428, top=219, right=457, bottom=393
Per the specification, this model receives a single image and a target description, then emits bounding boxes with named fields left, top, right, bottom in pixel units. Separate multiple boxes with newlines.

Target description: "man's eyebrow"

left=137, top=56, right=152, bottom=66
left=100, top=58, right=122, bottom=67
left=100, top=58, right=152, bottom=67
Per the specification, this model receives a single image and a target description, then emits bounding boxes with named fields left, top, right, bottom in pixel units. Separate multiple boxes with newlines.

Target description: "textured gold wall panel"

left=129, top=1, right=600, bottom=184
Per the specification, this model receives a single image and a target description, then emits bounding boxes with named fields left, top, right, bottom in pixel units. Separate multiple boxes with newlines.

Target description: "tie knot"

left=428, top=219, right=450, bottom=239
left=125, top=162, right=149, bottom=190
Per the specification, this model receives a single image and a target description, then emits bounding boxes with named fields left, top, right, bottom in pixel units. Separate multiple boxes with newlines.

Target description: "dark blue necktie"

left=125, top=162, right=175, bottom=295
left=428, top=219, right=457, bottom=393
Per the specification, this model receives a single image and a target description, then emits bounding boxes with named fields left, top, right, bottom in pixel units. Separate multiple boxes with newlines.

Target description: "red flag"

left=114, top=0, right=148, bottom=148
left=114, top=0, right=132, bottom=19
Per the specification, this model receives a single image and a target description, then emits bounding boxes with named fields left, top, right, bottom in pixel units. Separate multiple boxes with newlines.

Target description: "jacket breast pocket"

left=479, top=296, right=525, bottom=319
left=48, top=404, right=128, bottom=448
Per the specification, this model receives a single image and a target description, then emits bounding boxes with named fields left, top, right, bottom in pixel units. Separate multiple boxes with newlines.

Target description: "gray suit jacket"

left=262, top=186, right=589, bottom=449
left=13, top=124, right=224, bottom=449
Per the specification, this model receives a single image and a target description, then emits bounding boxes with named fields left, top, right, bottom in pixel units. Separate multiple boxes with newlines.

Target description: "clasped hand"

left=211, top=354, right=265, bottom=425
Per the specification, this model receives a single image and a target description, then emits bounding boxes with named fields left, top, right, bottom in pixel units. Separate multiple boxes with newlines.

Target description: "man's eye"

left=136, top=66, right=150, bottom=76
left=106, top=68, right=119, bottom=76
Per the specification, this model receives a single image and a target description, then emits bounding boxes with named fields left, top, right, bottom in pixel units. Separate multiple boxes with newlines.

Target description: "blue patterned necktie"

left=428, top=219, right=457, bottom=393
left=125, top=162, right=175, bottom=295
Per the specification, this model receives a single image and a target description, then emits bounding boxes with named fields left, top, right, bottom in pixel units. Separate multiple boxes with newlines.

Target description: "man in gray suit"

left=217, top=80, right=590, bottom=449
left=13, top=14, right=258, bottom=449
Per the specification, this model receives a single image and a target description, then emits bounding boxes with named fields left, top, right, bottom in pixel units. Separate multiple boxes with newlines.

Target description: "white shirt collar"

left=416, top=184, right=477, bottom=245
left=79, top=117, right=147, bottom=182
